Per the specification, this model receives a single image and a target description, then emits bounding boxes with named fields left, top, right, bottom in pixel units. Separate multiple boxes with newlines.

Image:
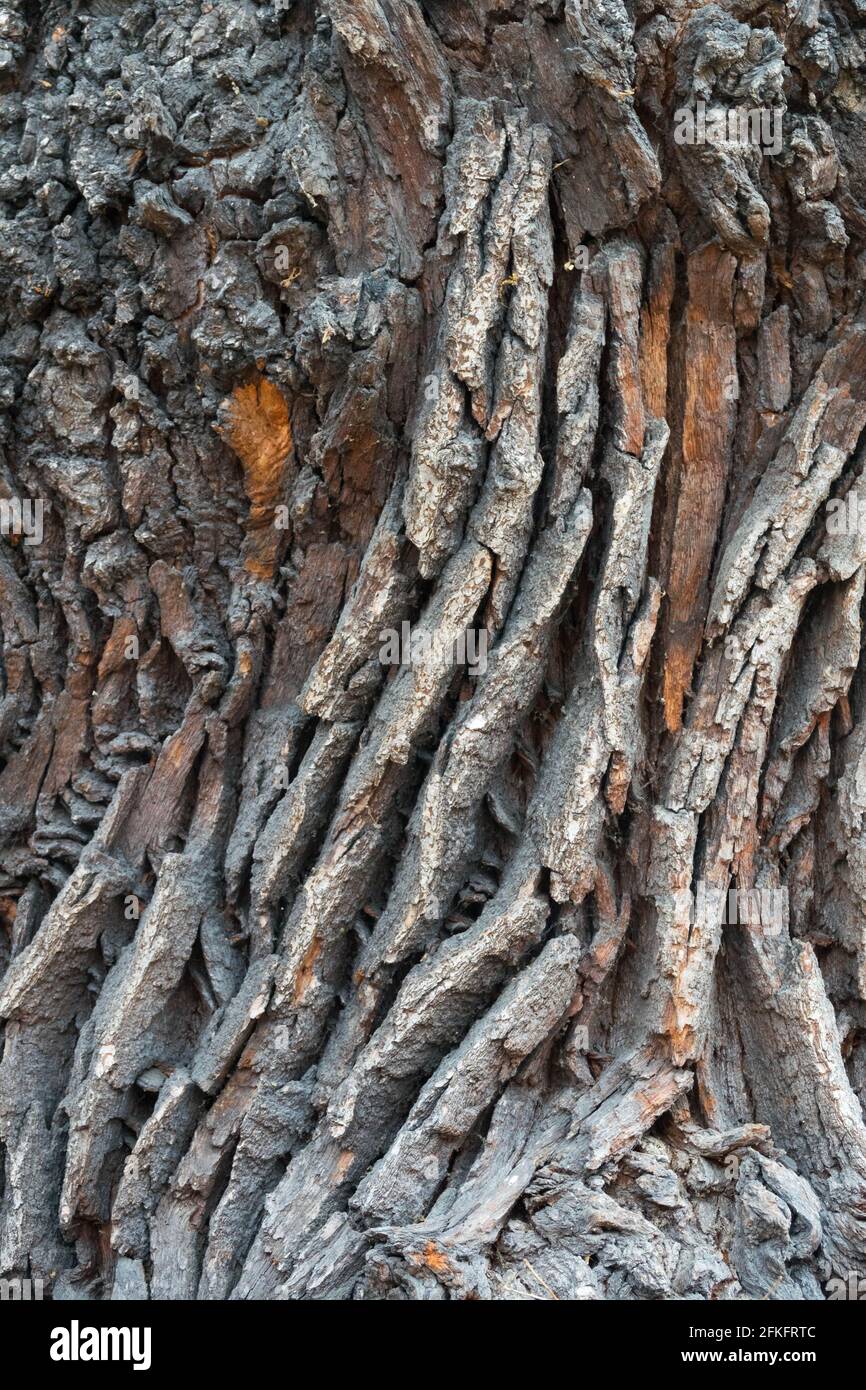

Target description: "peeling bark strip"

left=2, top=0, right=866, bottom=1306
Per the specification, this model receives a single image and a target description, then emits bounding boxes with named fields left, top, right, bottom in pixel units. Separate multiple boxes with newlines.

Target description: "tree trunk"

left=2, top=0, right=866, bottom=1302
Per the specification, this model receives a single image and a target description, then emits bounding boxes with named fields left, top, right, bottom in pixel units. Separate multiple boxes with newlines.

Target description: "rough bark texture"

left=2, top=0, right=866, bottom=1302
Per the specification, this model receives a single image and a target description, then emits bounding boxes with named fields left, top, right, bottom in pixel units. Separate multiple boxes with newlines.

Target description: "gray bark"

left=2, top=0, right=866, bottom=1301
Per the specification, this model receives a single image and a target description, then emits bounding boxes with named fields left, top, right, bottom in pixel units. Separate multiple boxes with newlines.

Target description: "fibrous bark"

left=2, top=0, right=866, bottom=1302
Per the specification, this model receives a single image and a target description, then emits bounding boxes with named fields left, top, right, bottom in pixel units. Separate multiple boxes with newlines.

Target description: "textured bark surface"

left=2, top=0, right=866, bottom=1302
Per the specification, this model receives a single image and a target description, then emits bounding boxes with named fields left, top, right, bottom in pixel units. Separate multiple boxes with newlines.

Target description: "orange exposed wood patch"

left=218, top=376, right=293, bottom=579
left=593, top=937, right=620, bottom=971
left=420, top=1241, right=451, bottom=1274
left=97, top=615, right=137, bottom=681
left=695, top=1057, right=719, bottom=1126
left=661, top=243, right=737, bottom=732
left=605, top=253, right=646, bottom=456
left=220, top=377, right=291, bottom=510
left=639, top=241, right=675, bottom=421
left=332, top=1149, right=355, bottom=1182
left=663, top=997, right=694, bottom=1067
left=662, top=644, right=698, bottom=736
left=292, top=933, right=322, bottom=1005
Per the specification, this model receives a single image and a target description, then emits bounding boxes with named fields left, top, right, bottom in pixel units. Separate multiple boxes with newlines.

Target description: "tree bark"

left=2, top=0, right=866, bottom=1301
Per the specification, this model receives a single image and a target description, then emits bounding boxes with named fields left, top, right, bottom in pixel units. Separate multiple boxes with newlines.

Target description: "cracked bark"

left=2, top=0, right=866, bottom=1302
